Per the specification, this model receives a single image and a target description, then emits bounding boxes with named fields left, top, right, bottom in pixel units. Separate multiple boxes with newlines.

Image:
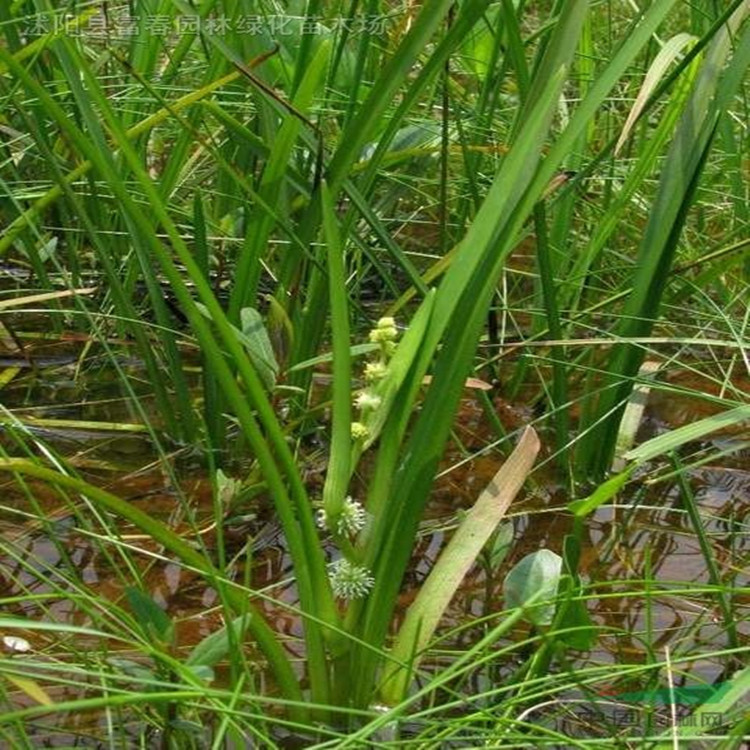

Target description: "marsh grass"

left=0, top=0, right=749, bottom=746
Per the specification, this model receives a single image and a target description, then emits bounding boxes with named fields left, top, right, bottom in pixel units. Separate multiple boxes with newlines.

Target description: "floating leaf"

left=422, top=375, right=493, bottom=391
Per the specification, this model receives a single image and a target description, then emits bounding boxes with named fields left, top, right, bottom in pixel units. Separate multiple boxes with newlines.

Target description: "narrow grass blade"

left=615, top=33, right=697, bottom=155
left=320, top=181, right=352, bottom=523
left=624, top=404, right=750, bottom=465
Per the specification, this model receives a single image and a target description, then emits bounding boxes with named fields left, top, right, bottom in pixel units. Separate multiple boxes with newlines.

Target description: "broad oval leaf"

left=503, top=549, right=562, bottom=627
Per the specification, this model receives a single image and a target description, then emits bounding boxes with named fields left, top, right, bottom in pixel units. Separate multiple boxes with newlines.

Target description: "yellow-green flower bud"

left=369, top=317, right=398, bottom=344
left=364, top=361, right=388, bottom=382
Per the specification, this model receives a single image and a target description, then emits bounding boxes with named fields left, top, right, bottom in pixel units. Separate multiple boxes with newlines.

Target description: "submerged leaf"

left=125, top=588, right=174, bottom=646
left=487, top=521, right=515, bottom=571
left=107, top=658, right=156, bottom=682
left=625, top=404, right=750, bottom=465
left=186, top=614, right=253, bottom=669
left=216, top=469, right=242, bottom=509
left=560, top=596, right=597, bottom=651
left=653, top=665, right=750, bottom=748
left=186, top=665, right=215, bottom=684
left=613, top=360, right=661, bottom=470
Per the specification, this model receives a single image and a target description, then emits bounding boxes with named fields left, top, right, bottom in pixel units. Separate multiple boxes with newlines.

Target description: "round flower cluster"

left=328, top=559, right=375, bottom=600
left=369, top=316, right=398, bottom=342
left=364, top=361, right=388, bottom=382
left=351, top=317, right=400, bottom=444
left=316, top=496, right=368, bottom=537
left=351, top=421, right=369, bottom=440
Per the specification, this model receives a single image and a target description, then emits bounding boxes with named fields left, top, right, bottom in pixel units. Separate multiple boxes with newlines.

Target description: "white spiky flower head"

left=316, top=497, right=368, bottom=537
left=328, top=559, right=375, bottom=600
left=355, top=391, right=382, bottom=411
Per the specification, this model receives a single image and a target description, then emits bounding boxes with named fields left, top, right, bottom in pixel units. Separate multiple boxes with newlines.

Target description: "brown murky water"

left=1, top=326, right=748, bottom=745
